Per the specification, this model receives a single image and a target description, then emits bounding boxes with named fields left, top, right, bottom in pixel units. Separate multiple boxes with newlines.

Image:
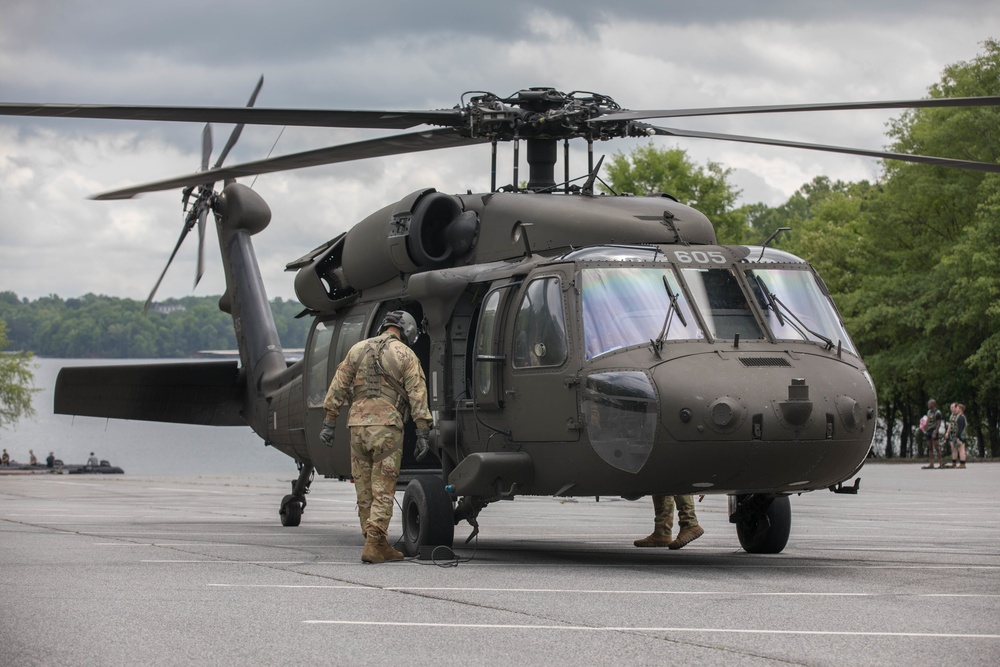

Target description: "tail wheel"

left=735, top=494, right=791, bottom=554
left=279, top=494, right=303, bottom=527
left=401, top=476, right=455, bottom=557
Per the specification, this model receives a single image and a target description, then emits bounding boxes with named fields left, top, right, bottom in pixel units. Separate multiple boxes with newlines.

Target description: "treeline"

left=757, top=42, right=1000, bottom=461
left=0, top=292, right=310, bottom=358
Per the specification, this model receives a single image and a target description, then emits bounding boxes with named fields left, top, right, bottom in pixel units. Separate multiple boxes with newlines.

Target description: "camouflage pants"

left=350, top=424, right=404, bottom=538
left=650, top=494, right=699, bottom=535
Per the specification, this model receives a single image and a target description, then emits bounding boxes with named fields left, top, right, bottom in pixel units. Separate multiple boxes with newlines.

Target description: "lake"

left=1, top=358, right=297, bottom=475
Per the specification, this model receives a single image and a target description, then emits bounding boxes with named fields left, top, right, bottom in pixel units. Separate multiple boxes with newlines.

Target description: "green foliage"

left=603, top=143, right=747, bottom=243
left=0, top=320, right=38, bottom=433
left=0, top=293, right=310, bottom=359
left=843, top=39, right=1000, bottom=456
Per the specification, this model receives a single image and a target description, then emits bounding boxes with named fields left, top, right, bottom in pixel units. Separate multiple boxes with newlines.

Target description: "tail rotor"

left=143, top=76, right=264, bottom=312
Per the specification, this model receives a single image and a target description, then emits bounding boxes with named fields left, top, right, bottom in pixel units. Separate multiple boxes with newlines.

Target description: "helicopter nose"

left=643, top=353, right=876, bottom=491
left=651, top=353, right=875, bottom=445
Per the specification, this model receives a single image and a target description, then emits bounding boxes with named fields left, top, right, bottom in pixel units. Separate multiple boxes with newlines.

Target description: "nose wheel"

left=729, top=493, right=791, bottom=554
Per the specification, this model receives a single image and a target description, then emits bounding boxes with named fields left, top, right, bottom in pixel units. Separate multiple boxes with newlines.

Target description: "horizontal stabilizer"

left=55, top=362, right=246, bottom=426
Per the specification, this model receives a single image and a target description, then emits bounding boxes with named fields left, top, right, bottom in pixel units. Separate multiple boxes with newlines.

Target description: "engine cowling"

left=293, top=188, right=479, bottom=312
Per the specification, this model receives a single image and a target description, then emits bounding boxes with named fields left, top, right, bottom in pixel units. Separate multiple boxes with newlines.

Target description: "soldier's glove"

left=320, top=420, right=336, bottom=447
left=414, top=428, right=431, bottom=462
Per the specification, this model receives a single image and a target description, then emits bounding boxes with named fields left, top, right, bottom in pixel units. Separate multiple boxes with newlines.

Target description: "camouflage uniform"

left=634, top=494, right=704, bottom=549
left=323, top=330, right=432, bottom=539
left=653, top=494, right=699, bottom=534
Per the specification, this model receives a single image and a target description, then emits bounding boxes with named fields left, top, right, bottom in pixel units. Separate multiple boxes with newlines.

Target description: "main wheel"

left=401, top=476, right=455, bottom=557
left=735, top=494, right=791, bottom=554
left=279, top=494, right=303, bottom=527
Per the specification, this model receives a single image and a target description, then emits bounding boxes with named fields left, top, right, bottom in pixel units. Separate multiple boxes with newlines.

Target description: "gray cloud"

left=0, top=2, right=996, bottom=300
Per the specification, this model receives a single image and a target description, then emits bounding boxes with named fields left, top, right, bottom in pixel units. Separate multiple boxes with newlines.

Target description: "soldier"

left=634, top=494, right=704, bottom=550
left=946, top=403, right=968, bottom=468
left=922, top=399, right=944, bottom=469
left=321, top=310, right=432, bottom=564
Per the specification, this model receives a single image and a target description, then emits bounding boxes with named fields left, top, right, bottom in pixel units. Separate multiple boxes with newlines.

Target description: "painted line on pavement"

left=210, top=583, right=999, bottom=598
left=300, top=620, right=1000, bottom=639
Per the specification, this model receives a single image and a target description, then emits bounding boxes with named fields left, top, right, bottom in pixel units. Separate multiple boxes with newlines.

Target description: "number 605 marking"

left=673, top=250, right=727, bottom=264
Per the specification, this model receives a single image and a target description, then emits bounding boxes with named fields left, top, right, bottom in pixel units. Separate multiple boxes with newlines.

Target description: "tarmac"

left=2, top=462, right=999, bottom=666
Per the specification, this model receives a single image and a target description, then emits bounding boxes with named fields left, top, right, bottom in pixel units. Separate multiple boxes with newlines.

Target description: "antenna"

left=757, top=227, right=791, bottom=261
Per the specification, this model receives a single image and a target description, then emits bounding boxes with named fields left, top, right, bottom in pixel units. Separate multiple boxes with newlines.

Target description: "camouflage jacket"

left=323, top=331, right=432, bottom=430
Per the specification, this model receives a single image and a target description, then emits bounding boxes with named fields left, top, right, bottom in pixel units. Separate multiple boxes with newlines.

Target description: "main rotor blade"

left=595, top=95, right=1000, bottom=123
left=214, top=75, right=264, bottom=169
left=93, top=128, right=488, bottom=200
left=644, top=124, right=1000, bottom=174
left=0, top=103, right=463, bottom=130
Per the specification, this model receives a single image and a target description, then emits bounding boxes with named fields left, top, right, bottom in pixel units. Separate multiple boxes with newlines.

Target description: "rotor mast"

left=462, top=87, right=636, bottom=193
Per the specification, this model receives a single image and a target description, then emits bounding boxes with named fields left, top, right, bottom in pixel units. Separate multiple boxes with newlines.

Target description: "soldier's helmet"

left=379, top=310, right=419, bottom=346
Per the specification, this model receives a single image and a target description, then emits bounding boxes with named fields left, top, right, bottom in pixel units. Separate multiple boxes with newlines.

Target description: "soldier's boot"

left=375, top=536, right=404, bottom=561
left=361, top=535, right=385, bottom=564
left=634, top=530, right=672, bottom=548
left=668, top=525, right=704, bottom=550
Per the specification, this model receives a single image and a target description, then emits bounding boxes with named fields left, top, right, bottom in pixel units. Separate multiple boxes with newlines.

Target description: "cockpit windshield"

left=577, top=246, right=856, bottom=359
left=679, top=267, right=764, bottom=341
left=747, top=268, right=858, bottom=355
left=581, top=267, right=702, bottom=359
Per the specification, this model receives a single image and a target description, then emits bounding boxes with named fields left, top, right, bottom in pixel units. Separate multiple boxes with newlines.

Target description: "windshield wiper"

left=754, top=274, right=785, bottom=327
left=652, top=275, right=687, bottom=357
left=754, top=275, right=834, bottom=350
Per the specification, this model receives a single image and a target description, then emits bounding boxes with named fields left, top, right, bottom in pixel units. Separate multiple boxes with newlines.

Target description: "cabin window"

left=335, top=314, right=367, bottom=365
left=680, top=267, right=764, bottom=340
left=474, top=290, right=502, bottom=396
left=581, top=267, right=702, bottom=359
left=512, top=277, right=568, bottom=369
left=747, top=268, right=858, bottom=355
left=306, top=320, right=335, bottom=408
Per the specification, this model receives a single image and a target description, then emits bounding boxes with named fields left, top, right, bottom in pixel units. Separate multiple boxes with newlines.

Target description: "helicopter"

left=4, top=84, right=1000, bottom=556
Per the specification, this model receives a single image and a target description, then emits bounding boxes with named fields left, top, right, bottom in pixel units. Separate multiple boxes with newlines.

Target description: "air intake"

left=739, top=357, right=791, bottom=368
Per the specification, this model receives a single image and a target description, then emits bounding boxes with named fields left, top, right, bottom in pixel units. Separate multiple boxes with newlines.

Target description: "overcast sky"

left=1, top=1, right=997, bottom=302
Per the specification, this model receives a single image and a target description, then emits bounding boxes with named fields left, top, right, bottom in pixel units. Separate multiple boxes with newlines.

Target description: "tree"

left=0, top=320, right=37, bottom=434
left=603, top=143, right=747, bottom=243
left=845, top=40, right=1000, bottom=457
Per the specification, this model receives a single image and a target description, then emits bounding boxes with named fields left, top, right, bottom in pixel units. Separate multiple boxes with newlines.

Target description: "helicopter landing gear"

left=279, top=463, right=314, bottom=527
left=729, top=493, right=791, bottom=554
left=401, top=475, right=455, bottom=557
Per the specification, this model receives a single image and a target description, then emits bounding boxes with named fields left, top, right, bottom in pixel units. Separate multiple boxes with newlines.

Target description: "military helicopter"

left=4, top=85, right=999, bottom=556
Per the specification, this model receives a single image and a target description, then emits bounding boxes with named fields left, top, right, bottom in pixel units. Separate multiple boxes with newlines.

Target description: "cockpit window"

left=513, top=277, right=569, bottom=368
left=581, top=267, right=702, bottom=360
left=747, top=268, right=858, bottom=355
left=680, top=267, right=764, bottom=340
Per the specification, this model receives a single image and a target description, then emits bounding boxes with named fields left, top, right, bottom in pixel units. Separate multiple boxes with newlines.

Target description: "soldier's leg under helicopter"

left=350, top=424, right=405, bottom=563
left=669, top=494, right=705, bottom=549
left=634, top=494, right=675, bottom=547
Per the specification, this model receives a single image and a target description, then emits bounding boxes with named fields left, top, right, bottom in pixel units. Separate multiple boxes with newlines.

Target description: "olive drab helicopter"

left=4, top=84, right=1000, bottom=556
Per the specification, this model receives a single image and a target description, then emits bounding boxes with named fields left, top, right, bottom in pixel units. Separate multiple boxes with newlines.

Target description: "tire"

left=736, top=494, right=791, bottom=554
left=279, top=494, right=303, bottom=527
left=401, top=476, right=455, bottom=557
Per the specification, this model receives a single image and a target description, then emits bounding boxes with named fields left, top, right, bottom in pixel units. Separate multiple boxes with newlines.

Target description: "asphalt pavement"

left=2, top=462, right=999, bottom=666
